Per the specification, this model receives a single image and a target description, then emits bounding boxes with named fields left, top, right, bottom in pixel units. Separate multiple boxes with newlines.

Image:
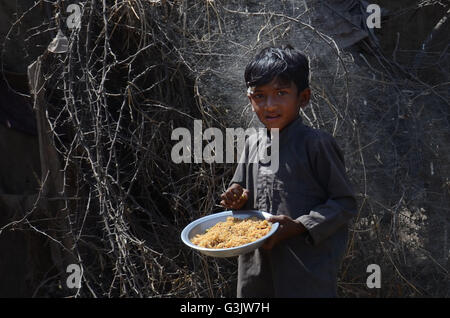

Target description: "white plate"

left=180, top=210, right=279, bottom=258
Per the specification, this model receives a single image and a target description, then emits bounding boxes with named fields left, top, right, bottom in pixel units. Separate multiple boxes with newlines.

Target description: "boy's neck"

left=266, top=115, right=302, bottom=140
left=267, top=115, right=301, bottom=132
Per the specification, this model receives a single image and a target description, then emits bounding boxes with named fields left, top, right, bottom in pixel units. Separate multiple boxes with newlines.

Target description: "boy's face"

left=247, top=77, right=310, bottom=131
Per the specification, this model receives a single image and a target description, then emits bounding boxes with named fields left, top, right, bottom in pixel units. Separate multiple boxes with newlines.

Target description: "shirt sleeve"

left=228, top=137, right=249, bottom=188
left=229, top=161, right=246, bottom=189
left=296, top=133, right=358, bottom=246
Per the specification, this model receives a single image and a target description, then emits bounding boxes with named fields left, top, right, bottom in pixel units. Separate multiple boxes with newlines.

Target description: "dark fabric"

left=312, top=0, right=370, bottom=49
left=230, top=116, right=357, bottom=297
left=0, top=74, right=36, bottom=135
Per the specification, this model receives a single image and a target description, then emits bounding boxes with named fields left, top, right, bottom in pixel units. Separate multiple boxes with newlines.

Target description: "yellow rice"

left=191, top=216, right=272, bottom=249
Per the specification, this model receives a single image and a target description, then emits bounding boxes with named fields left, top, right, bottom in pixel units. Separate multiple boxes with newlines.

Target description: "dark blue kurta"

left=230, top=116, right=358, bottom=297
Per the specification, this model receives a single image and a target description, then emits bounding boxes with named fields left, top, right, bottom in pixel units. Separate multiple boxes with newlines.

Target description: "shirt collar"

left=264, top=115, right=303, bottom=146
left=280, top=115, right=303, bottom=137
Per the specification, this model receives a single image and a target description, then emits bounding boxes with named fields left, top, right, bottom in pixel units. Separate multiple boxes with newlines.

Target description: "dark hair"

left=244, top=44, right=309, bottom=94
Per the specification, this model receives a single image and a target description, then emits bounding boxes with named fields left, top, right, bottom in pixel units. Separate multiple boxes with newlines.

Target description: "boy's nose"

left=265, top=96, right=277, bottom=110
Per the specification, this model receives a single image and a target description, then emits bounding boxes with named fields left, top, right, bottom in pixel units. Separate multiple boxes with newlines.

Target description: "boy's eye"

left=277, top=91, right=288, bottom=96
left=252, top=94, right=264, bottom=99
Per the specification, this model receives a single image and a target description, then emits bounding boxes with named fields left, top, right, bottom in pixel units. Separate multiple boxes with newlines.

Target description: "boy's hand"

left=220, top=184, right=250, bottom=210
left=262, top=215, right=306, bottom=250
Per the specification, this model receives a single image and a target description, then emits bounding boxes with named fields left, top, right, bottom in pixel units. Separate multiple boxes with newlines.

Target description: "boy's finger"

left=225, top=192, right=234, bottom=202
left=238, top=191, right=248, bottom=202
left=220, top=200, right=233, bottom=209
left=228, top=191, right=240, bottom=202
left=230, top=184, right=243, bottom=191
left=267, top=215, right=285, bottom=223
left=231, top=192, right=240, bottom=201
left=231, top=187, right=243, bottom=195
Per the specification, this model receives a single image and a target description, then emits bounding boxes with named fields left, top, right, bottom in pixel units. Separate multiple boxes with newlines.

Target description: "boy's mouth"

left=265, top=114, right=281, bottom=122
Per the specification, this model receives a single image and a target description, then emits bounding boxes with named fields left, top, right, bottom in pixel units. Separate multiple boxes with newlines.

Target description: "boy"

left=220, top=45, right=358, bottom=297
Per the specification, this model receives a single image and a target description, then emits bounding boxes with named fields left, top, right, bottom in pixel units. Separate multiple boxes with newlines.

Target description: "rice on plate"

left=191, top=216, right=272, bottom=249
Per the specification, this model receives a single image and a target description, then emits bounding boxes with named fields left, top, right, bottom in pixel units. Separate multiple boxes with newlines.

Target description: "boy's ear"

left=298, top=88, right=311, bottom=108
